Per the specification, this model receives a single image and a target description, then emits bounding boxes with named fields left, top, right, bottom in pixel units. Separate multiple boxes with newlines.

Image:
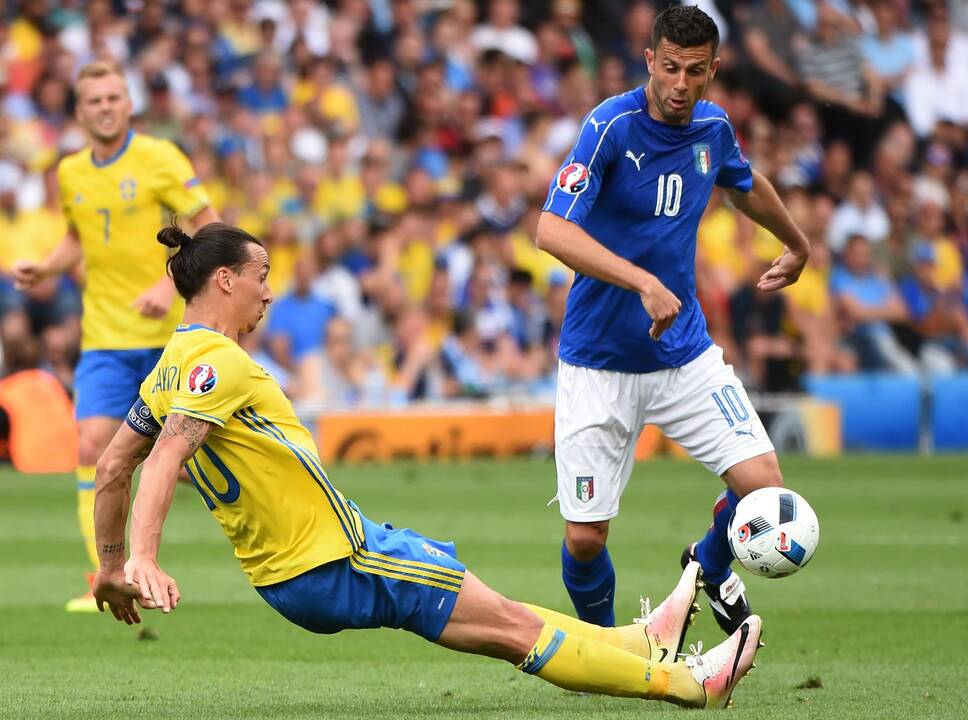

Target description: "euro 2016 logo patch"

left=557, top=162, right=589, bottom=195
left=187, top=364, right=217, bottom=395
left=693, top=144, right=711, bottom=177
left=577, top=476, right=594, bottom=503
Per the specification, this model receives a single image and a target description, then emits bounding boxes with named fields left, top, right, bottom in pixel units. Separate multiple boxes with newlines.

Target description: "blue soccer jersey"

left=543, top=88, right=753, bottom=372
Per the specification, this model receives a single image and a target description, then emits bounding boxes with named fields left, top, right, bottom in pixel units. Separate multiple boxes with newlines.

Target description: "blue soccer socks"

left=561, top=542, right=616, bottom=627
left=694, top=489, right=740, bottom=585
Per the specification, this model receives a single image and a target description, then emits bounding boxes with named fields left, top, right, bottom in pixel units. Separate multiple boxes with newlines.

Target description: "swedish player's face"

left=76, top=74, right=132, bottom=143
left=233, top=245, right=273, bottom=334
left=645, top=40, right=719, bottom=125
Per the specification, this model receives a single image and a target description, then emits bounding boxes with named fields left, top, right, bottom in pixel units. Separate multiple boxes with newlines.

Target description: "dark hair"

left=158, top=222, right=263, bottom=301
left=652, top=5, right=720, bottom=55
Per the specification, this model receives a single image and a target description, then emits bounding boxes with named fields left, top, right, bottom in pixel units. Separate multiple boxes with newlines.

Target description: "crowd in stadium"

left=1, top=0, right=966, bottom=409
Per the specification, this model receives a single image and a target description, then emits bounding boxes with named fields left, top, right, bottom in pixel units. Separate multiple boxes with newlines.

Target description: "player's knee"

left=499, top=600, right=544, bottom=664
left=78, top=432, right=109, bottom=466
left=565, top=520, right=609, bottom=562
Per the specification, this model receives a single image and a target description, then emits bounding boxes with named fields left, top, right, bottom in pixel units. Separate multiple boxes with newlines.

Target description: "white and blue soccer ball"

left=728, top=487, right=819, bottom=578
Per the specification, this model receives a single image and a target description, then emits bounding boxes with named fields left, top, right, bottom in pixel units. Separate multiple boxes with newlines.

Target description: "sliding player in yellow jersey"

left=92, top=222, right=761, bottom=709
left=11, top=61, right=219, bottom=611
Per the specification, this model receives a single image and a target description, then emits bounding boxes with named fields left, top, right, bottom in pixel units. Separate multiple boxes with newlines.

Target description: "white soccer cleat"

left=682, top=614, right=762, bottom=709
left=633, top=560, right=702, bottom=663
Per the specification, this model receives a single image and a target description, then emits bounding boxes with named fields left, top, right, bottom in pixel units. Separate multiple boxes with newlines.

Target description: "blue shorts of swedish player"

left=74, top=348, right=164, bottom=420
left=255, top=513, right=466, bottom=642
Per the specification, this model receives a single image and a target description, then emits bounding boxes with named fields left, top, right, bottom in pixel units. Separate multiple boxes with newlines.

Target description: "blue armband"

left=125, top=397, right=162, bottom=438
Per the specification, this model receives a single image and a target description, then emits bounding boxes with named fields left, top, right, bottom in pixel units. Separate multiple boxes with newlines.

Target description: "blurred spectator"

left=265, top=254, right=337, bottom=371
left=471, top=0, right=538, bottom=65
left=898, top=243, right=968, bottom=373
left=798, top=3, right=885, bottom=163
left=831, top=234, right=918, bottom=374
left=905, top=7, right=968, bottom=136
left=827, top=171, right=891, bottom=253
left=296, top=315, right=384, bottom=408
left=860, top=0, right=917, bottom=110
left=741, top=0, right=805, bottom=120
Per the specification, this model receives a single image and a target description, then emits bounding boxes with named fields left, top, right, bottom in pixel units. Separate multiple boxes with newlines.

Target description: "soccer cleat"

left=633, top=560, right=702, bottom=663
left=682, top=614, right=762, bottom=709
left=65, top=572, right=99, bottom=613
left=681, top=543, right=752, bottom=635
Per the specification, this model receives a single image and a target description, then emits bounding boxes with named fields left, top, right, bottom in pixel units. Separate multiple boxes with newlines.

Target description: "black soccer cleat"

left=681, top=542, right=752, bottom=636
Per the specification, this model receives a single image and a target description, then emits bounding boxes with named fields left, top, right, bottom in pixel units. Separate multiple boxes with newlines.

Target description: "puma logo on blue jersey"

left=625, top=150, right=645, bottom=171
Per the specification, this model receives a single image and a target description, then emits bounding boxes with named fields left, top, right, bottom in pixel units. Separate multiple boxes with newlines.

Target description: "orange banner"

left=315, top=408, right=689, bottom=463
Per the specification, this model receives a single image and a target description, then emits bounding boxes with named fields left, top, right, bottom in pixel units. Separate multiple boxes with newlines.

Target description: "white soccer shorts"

left=555, top=344, right=775, bottom=522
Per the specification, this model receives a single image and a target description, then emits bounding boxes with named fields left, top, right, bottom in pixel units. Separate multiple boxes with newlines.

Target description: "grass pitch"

left=1, top=455, right=967, bottom=719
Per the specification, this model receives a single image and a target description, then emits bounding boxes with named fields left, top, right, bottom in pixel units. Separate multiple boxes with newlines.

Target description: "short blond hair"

left=74, top=61, right=127, bottom=94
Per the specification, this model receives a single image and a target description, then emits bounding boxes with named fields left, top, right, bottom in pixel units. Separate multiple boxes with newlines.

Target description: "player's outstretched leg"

left=436, top=570, right=759, bottom=708
left=521, top=560, right=702, bottom=662
left=685, top=490, right=752, bottom=635
left=561, top=522, right=615, bottom=626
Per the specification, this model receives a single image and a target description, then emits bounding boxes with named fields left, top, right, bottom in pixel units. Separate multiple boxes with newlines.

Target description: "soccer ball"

left=728, top=487, right=819, bottom=578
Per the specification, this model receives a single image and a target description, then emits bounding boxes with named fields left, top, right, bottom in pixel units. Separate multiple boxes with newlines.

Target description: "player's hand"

left=10, top=260, right=48, bottom=291
left=132, top=279, right=176, bottom=319
left=124, top=555, right=180, bottom=614
left=639, top=275, right=682, bottom=341
left=92, top=567, right=143, bottom=625
left=757, top=249, right=808, bottom=292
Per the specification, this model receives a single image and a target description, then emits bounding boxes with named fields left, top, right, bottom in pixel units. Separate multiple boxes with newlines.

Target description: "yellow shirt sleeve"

left=155, top=141, right=211, bottom=219
left=170, top=342, right=254, bottom=427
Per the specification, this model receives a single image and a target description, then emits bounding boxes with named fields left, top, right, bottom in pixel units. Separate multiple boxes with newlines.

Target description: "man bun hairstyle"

left=158, top=222, right=264, bottom=302
left=652, top=5, right=720, bottom=54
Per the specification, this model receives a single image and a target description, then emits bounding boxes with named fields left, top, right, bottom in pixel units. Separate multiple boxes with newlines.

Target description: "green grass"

left=2, top=455, right=967, bottom=719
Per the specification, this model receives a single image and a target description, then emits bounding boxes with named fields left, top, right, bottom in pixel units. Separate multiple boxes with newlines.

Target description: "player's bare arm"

left=92, top=423, right=155, bottom=624
left=726, top=170, right=810, bottom=292
left=124, top=413, right=214, bottom=613
left=10, top=229, right=83, bottom=290
left=536, top=212, right=682, bottom=340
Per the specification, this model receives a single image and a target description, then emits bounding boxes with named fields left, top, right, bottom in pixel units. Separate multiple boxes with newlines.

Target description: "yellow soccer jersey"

left=135, top=324, right=364, bottom=586
left=58, top=132, right=210, bottom=351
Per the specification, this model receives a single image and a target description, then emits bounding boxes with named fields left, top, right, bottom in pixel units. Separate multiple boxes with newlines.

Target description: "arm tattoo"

left=157, top=413, right=214, bottom=455
left=101, top=542, right=125, bottom=555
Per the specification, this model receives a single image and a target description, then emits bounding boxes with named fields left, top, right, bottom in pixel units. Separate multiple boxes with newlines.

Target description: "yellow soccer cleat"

left=65, top=572, right=99, bottom=613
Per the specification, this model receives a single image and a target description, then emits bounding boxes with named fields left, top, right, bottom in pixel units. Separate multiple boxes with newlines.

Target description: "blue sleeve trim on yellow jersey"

left=170, top=406, right=226, bottom=426
left=91, top=129, right=134, bottom=168
left=233, top=406, right=363, bottom=549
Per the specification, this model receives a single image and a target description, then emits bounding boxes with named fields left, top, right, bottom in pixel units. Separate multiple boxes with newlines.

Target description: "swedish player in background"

left=536, top=6, right=810, bottom=636
left=12, top=61, right=219, bottom=612
left=92, top=222, right=761, bottom=709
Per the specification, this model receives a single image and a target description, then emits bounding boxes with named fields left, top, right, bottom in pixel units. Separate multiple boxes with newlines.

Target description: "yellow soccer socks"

left=516, top=620, right=703, bottom=706
left=76, top=465, right=98, bottom=568
left=522, top=603, right=654, bottom=658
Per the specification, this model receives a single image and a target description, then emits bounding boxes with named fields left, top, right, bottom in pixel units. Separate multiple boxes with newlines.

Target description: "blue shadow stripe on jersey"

left=348, top=555, right=462, bottom=593
left=232, top=408, right=362, bottom=549
left=240, top=407, right=364, bottom=548
left=76, top=481, right=95, bottom=490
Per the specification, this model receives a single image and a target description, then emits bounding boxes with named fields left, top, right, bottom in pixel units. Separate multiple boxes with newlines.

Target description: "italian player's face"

left=234, top=245, right=273, bottom=334
left=645, top=40, right=719, bottom=125
left=75, top=74, right=133, bottom=143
